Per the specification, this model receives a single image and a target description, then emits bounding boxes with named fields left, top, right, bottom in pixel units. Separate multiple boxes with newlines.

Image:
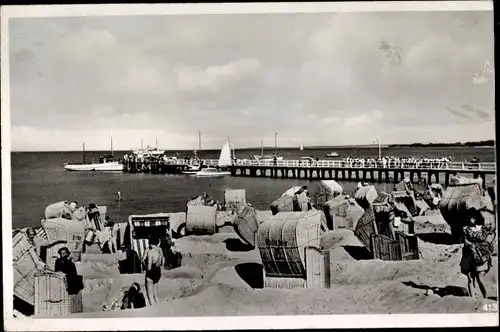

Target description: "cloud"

left=174, top=58, right=261, bottom=92
left=344, top=110, right=384, bottom=127
left=7, top=11, right=495, bottom=151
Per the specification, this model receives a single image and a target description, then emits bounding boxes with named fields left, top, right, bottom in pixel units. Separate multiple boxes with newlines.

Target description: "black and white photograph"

left=2, top=1, right=498, bottom=330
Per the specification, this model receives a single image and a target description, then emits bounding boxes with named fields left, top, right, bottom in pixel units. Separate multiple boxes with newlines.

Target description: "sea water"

left=9, top=146, right=495, bottom=229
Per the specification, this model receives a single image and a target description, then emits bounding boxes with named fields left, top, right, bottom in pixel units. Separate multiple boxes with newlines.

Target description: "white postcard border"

left=1, top=1, right=497, bottom=331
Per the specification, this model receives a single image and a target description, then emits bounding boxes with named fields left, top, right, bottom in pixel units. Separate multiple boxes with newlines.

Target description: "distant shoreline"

left=10, top=140, right=495, bottom=153
left=388, top=140, right=495, bottom=148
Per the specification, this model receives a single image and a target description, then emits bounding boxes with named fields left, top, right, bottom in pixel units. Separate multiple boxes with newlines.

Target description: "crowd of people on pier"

left=121, top=149, right=485, bottom=172
left=339, top=156, right=454, bottom=169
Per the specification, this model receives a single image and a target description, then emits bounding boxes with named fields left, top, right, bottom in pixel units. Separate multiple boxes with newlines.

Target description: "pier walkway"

left=122, top=159, right=496, bottom=185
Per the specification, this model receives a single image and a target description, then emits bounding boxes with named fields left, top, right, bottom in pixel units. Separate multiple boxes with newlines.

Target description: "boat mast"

left=82, top=142, right=86, bottom=164
left=261, top=139, right=264, bottom=157
left=156, top=138, right=158, bottom=149
left=198, top=130, right=201, bottom=152
left=141, top=138, right=143, bottom=150
left=111, top=135, right=113, bottom=157
left=274, top=132, right=278, bottom=156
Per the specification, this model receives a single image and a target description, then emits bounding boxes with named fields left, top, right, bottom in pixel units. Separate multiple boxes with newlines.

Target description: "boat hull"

left=195, top=171, right=231, bottom=178
left=182, top=171, right=199, bottom=175
left=64, top=162, right=124, bottom=172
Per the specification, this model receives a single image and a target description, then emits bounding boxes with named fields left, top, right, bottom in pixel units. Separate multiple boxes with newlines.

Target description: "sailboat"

left=195, top=139, right=232, bottom=177
left=252, top=139, right=284, bottom=162
left=300, top=141, right=304, bottom=151
left=64, top=137, right=123, bottom=172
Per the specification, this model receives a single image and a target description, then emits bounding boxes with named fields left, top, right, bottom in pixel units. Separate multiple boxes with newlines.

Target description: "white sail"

left=300, top=141, right=304, bottom=150
left=218, top=140, right=232, bottom=167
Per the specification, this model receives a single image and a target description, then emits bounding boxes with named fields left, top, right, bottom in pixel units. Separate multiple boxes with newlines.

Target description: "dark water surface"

left=9, top=146, right=495, bottom=229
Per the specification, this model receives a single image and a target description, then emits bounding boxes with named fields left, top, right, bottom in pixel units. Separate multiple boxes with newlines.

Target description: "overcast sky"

left=8, top=10, right=495, bottom=151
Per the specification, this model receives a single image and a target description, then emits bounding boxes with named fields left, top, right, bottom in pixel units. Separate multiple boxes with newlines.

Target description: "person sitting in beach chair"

left=26, top=228, right=43, bottom=256
left=98, top=218, right=117, bottom=254
left=87, top=203, right=103, bottom=231
left=25, top=228, right=48, bottom=269
left=54, top=247, right=84, bottom=295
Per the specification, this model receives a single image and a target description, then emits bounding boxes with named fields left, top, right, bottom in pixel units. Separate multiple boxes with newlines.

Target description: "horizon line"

left=9, top=140, right=496, bottom=153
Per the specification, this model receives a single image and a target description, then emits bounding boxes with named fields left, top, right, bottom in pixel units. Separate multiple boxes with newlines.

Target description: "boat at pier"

left=132, top=145, right=165, bottom=158
left=326, top=152, right=340, bottom=157
left=65, top=156, right=124, bottom=172
left=64, top=139, right=123, bottom=172
left=195, top=167, right=231, bottom=177
left=195, top=140, right=232, bottom=177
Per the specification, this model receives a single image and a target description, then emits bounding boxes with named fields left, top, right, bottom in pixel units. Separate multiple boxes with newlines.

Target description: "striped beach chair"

left=128, top=214, right=172, bottom=271
left=36, top=228, right=48, bottom=242
left=133, top=238, right=150, bottom=263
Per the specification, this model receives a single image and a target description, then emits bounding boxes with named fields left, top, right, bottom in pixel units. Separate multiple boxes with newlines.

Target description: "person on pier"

left=142, top=234, right=164, bottom=306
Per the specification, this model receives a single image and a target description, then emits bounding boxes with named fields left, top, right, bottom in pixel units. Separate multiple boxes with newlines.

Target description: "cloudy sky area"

left=9, top=10, right=495, bottom=151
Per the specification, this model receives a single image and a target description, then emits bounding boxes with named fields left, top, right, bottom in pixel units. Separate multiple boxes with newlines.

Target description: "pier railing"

left=165, top=159, right=496, bottom=171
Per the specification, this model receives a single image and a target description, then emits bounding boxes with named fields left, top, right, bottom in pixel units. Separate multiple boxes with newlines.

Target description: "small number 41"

left=482, top=303, right=498, bottom=311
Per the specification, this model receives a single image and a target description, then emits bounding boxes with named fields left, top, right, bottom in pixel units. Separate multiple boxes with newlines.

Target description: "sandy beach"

left=70, top=214, right=497, bottom=318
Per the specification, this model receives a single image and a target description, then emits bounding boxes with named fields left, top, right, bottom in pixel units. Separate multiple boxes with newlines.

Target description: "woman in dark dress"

left=460, top=208, right=495, bottom=298
left=54, top=247, right=77, bottom=276
left=54, top=247, right=83, bottom=295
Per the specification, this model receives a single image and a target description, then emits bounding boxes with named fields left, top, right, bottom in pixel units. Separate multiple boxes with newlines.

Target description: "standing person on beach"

left=459, top=208, right=495, bottom=298
left=142, top=235, right=164, bottom=306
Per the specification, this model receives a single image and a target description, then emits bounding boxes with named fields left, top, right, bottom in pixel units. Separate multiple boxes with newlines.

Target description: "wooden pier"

left=122, top=159, right=496, bottom=185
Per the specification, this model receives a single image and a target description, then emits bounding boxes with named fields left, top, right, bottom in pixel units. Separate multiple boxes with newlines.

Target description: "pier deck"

left=122, top=159, right=496, bottom=185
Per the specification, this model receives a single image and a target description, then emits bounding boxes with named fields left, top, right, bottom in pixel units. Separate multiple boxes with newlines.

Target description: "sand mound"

left=70, top=206, right=496, bottom=318
left=208, top=266, right=254, bottom=290
left=73, top=277, right=496, bottom=318
left=163, top=265, right=205, bottom=280
left=81, top=253, right=120, bottom=265
left=321, top=229, right=363, bottom=250
left=181, top=233, right=237, bottom=245
left=77, top=261, right=120, bottom=279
